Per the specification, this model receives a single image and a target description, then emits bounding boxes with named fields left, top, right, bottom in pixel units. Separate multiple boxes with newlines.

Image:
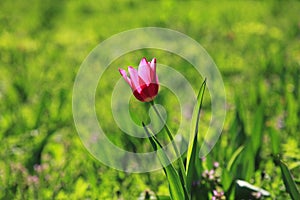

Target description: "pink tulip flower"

left=119, top=57, right=159, bottom=102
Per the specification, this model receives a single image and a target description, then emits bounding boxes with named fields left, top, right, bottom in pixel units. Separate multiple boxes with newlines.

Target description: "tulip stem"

left=150, top=101, right=189, bottom=198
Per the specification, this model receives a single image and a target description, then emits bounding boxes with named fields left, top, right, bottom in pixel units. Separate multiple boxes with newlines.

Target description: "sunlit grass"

left=0, top=0, right=299, bottom=199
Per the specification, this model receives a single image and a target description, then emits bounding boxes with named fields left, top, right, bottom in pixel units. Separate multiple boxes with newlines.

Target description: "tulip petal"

left=119, top=58, right=159, bottom=102
left=138, top=57, right=152, bottom=85
left=133, top=89, right=148, bottom=102
left=119, top=68, right=132, bottom=87
left=139, top=57, right=148, bottom=67
left=128, top=66, right=140, bottom=91
left=149, top=58, right=156, bottom=72
left=150, top=58, right=157, bottom=83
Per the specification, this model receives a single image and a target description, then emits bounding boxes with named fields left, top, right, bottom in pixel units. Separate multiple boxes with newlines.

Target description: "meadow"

left=0, top=0, right=299, bottom=199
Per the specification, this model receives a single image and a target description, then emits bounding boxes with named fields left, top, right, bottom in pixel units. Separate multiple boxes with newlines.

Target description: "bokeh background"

left=0, top=0, right=299, bottom=199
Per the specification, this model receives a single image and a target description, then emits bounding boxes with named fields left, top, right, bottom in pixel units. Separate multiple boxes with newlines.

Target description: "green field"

left=0, top=1, right=300, bottom=199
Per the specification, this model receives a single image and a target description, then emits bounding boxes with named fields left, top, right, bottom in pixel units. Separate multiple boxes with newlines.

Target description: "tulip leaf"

left=186, top=78, right=206, bottom=194
left=150, top=102, right=189, bottom=199
left=278, top=159, right=300, bottom=200
left=142, top=123, right=185, bottom=200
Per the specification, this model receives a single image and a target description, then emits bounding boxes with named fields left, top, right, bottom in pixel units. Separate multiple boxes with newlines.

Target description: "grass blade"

left=278, top=159, right=300, bottom=200
left=251, top=103, right=264, bottom=153
left=156, top=195, right=171, bottom=200
left=186, top=78, right=206, bottom=193
left=269, top=128, right=280, bottom=155
left=142, top=123, right=186, bottom=200
left=226, top=145, right=244, bottom=171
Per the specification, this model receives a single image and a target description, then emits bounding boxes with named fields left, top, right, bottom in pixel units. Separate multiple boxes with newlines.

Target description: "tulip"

left=119, top=57, right=159, bottom=102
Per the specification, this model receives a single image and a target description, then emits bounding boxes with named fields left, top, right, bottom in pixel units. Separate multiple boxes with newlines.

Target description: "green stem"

left=150, top=101, right=190, bottom=199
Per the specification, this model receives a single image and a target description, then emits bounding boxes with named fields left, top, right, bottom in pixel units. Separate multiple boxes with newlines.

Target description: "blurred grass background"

left=0, top=0, right=299, bottom=199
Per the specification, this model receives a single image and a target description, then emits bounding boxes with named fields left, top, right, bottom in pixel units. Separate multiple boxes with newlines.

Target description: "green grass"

left=0, top=0, right=299, bottom=199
